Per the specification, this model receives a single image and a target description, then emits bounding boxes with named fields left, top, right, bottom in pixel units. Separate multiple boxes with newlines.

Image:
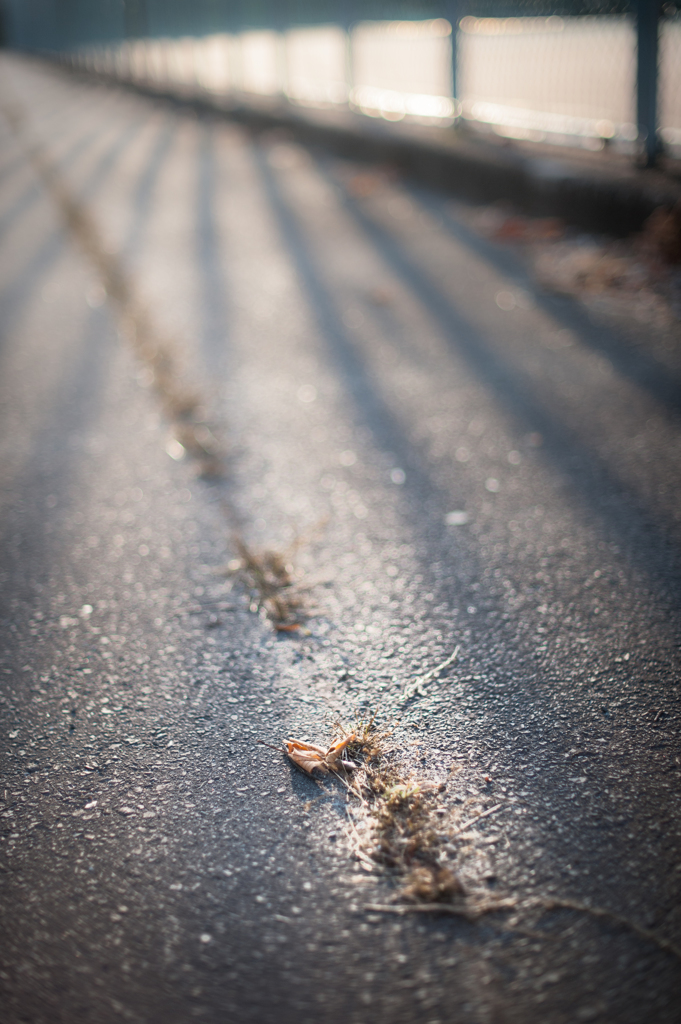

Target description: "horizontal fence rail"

left=1, top=1, right=678, bottom=165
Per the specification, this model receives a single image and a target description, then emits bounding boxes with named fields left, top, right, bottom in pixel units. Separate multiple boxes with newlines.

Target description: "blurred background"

left=1, top=1, right=679, bottom=165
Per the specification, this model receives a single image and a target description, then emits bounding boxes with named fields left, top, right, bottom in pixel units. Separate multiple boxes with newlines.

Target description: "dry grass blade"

left=450, top=803, right=503, bottom=836
left=400, top=647, right=459, bottom=701
left=527, top=897, right=681, bottom=963
left=364, top=894, right=681, bottom=963
left=364, top=897, right=517, bottom=920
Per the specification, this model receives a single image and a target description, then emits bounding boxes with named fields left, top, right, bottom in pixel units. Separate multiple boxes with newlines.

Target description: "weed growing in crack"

left=226, top=537, right=308, bottom=630
left=336, top=715, right=467, bottom=905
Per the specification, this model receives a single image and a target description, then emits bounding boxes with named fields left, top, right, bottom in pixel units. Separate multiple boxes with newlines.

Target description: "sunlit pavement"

left=1, top=55, right=680, bottom=1024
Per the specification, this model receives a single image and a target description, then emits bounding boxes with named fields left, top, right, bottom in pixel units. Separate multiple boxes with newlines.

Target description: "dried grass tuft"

left=227, top=537, right=307, bottom=629
left=335, top=714, right=472, bottom=906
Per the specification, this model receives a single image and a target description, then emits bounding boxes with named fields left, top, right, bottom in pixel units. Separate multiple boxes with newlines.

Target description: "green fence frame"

left=0, top=0, right=667, bottom=165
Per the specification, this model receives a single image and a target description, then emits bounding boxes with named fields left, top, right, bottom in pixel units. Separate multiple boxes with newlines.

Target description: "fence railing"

left=2, top=1, right=678, bottom=165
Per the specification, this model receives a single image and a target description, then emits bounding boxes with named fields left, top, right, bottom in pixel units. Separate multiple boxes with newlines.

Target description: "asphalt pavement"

left=0, top=54, right=680, bottom=1024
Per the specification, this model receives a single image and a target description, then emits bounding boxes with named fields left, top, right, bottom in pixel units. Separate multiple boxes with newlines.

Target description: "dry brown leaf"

left=284, top=734, right=356, bottom=777
left=324, top=735, right=356, bottom=767
left=286, top=740, right=329, bottom=776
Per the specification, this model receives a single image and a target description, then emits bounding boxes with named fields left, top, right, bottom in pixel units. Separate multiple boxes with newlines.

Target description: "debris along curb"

left=53, top=56, right=681, bottom=239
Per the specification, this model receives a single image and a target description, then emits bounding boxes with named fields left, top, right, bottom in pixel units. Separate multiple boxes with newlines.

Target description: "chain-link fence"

left=2, top=1, right=679, bottom=162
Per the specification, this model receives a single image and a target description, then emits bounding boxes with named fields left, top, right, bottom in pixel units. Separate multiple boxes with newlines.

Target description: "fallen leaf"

left=286, top=739, right=329, bottom=776
left=324, top=735, right=355, bottom=768
left=283, top=734, right=357, bottom=776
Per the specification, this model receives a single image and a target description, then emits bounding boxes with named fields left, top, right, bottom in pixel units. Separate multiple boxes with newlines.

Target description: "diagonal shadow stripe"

left=408, top=185, right=681, bottom=419
left=0, top=304, right=118, bottom=606
left=0, top=114, right=147, bottom=328
left=0, top=149, right=31, bottom=187
left=196, top=120, right=230, bottom=372
left=254, top=142, right=681, bottom=610
left=317, top=156, right=681, bottom=554
left=122, top=113, right=178, bottom=259
left=252, top=141, right=681, bottom=884
left=0, top=117, right=111, bottom=240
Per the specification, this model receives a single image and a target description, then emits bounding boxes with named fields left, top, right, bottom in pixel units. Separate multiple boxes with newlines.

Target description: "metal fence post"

left=442, top=1, right=460, bottom=102
left=340, top=1, right=355, bottom=106
left=637, top=0, right=661, bottom=166
left=274, top=0, right=288, bottom=101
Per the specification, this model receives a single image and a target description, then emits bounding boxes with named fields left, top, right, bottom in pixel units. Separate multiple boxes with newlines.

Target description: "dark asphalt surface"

left=1, top=55, right=680, bottom=1024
